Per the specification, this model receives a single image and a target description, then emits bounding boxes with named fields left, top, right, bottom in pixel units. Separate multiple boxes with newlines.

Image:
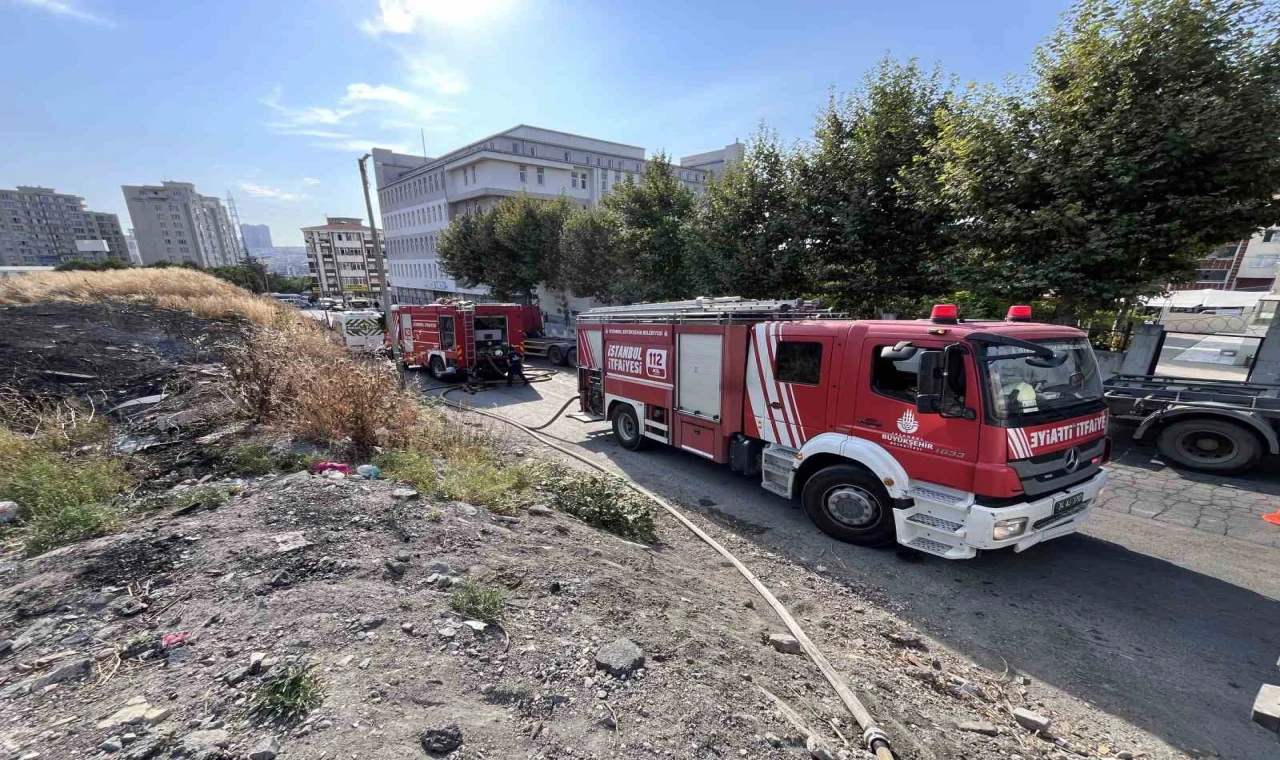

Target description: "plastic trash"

left=161, top=631, right=190, bottom=649
left=356, top=464, right=382, bottom=480
left=311, top=461, right=352, bottom=475
left=0, top=500, right=17, bottom=524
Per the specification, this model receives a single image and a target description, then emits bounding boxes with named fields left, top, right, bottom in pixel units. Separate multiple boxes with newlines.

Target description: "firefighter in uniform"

left=507, top=347, right=529, bottom=386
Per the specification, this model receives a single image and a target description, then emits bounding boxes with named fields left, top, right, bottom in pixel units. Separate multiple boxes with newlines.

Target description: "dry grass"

left=0, top=269, right=285, bottom=325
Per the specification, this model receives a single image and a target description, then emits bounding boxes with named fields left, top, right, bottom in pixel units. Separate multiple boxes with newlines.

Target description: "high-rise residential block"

left=0, top=186, right=127, bottom=266
left=122, top=181, right=240, bottom=268
left=241, top=223, right=273, bottom=252
left=302, top=217, right=388, bottom=300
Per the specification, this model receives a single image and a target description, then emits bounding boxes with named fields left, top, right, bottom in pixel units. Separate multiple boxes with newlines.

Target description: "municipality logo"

left=897, top=409, right=920, bottom=434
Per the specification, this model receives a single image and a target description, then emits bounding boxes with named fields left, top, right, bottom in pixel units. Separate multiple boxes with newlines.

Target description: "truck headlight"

left=993, top=517, right=1028, bottom=541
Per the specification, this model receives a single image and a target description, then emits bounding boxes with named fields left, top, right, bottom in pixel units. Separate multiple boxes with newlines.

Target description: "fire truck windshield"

left=982, top=338, right=1103, bottom=421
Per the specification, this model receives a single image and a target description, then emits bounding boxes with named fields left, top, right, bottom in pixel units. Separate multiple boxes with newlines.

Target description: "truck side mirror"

left=916, top=350, right=943, bottom=414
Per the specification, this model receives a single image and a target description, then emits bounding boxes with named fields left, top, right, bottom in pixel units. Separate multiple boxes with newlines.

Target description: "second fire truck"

left=576, top=297, right=1111, bottom=560
left=392, top=301, right=529, bottom=380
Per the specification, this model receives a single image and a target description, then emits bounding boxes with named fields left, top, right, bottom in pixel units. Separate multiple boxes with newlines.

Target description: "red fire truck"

left=392, top=301, right=529, bottom=379
left=576, top=297, right=1111, bottom=560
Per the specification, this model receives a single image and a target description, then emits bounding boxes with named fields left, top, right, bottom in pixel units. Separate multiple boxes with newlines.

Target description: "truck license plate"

left=1053, top=492, right=1088, bottom=517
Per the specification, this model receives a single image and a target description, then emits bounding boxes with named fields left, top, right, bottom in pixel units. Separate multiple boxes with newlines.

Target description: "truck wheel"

left=566, top=347, right=577, bottom=368
left=801, top=465, right=896, bottom=547
left=547, top=345, right=565, bottom=365
left=611, top=404, right=646, bottom=451
left=1155, top=418, right=1261, bottom=474
left=428, top=356, right=445, bottom=380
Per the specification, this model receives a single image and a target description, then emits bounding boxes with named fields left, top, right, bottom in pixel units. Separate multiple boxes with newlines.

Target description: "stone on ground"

left=595, top=638, right=645, bottom=677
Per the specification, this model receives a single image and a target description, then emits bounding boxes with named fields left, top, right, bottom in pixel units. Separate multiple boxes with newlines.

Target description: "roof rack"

left=578, top=296, right=845, bottom=324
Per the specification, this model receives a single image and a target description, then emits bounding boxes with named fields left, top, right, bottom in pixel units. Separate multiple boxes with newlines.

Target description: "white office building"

left=122, top=181, right=240, bottom=268
left=680, top=141, right=745, bottom=180
left=302, top=217, right=388, bottom=300
left=372, top=125, right=718, bottom=306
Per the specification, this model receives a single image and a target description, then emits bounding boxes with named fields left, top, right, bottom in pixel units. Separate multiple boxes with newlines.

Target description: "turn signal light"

left=930, top=304, right=958, bottom=324
left=1006, top=305, right=1033, bottom=322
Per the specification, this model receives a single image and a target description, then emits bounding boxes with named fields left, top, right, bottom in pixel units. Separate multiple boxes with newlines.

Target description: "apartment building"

left=302, top=217, right=388, bottom=300
left=122, top=181, right=239, bottom=268
left=0, top=186, right=127, bottom=266
left=372, top=125, right=718, bottom=305
left=1171, top=227, right=1280, bottom=293
left=241, top=223, right=273, bottom=252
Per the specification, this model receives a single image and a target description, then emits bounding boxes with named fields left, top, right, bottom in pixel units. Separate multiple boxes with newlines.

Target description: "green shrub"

left=249, top=662, right=324, bottom=722
left=272, top=450, right=319, bottom=473
left=0, top=431, right=132, bottom=554
left=158, top=485, right=229, bottom=513
left=373, top=450, right=439, bottom=492
left=228, top=443, right=273, bottom=476
left=450, top=579, right=506, bottom=623
left=537, top=463, right=655, bottom=542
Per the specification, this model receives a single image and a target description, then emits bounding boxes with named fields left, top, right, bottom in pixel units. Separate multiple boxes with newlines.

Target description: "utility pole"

left=358, top=153, right=396, bottom=353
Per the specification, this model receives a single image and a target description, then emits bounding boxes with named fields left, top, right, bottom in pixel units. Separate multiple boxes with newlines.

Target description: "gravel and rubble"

left=0, top=301, right=1192, bottom=759
left=0, top=466, right=1184, bottom=759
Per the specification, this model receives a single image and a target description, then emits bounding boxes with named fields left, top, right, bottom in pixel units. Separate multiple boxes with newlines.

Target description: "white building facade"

left=372, top=125, right=715, bottom=306
left=680, top=141, right=745, bottom=180
left=122, top=182, right=240, bottom=268
left=0, top=186, right=128, bottom=266
left=302, top=217, right=388, bottom=300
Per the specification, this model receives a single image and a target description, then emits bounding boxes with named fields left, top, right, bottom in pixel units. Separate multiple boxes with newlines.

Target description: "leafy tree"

left=795, top=58, right=955, bottom=317
left=686, top=128, right=807, bottom=298
left=603, top=151, right=697, bottom=301
left=437, top=206, right=495, bottom=293
left=926, top=0, right=1280, bottom=315
left=438, top=194, right=573, bottom=302
left=53, top=259, right=131, bottom=272
left=209, top=265, right=263, bottom=292
left=560, top=206, right=624, bottom=303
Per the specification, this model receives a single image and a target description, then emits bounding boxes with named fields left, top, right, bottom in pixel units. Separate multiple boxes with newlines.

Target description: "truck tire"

left=801, top=465, right=896, bottom=547
left=611, top=404, right=646, bottom=451
left=547, top=345, right=565, bottom=365
left=428, top=356, right=445, bottom=380
left=566, top=347, right=577, bottom=368
left=1155, top=418, right=1262, bottom=474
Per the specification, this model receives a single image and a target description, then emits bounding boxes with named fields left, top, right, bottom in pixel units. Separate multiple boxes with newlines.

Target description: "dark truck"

left=1103, top=374, right=1280, bottom=474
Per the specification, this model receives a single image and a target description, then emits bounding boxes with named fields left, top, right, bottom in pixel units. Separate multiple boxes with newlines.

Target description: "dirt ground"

left=0, top=304, right=1195, bottom=760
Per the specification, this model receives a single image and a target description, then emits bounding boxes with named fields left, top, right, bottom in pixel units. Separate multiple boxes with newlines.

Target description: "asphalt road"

left=423, top=364, right=1280, bottom=758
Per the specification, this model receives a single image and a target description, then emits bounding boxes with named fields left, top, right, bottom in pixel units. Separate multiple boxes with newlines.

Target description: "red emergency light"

left=1006, top=305, right=1033, bottom=322
left=930, top=304, right=958, bottom=324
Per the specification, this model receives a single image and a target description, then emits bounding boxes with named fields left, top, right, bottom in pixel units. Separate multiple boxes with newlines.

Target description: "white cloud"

left=12, top=0, right=114, bottom=26
left=239, top=181, right=305, bottom=202
left=270, top=128, right=352, bottom=139
left=405, top=60, right=468, bottom=95
left=360, top=0, right=513, bottom=35
left=301, top=177, right=321, bottom=186
left=261, top=87, right=359, bottom=127
left=309, top=138, right=408, bottom=154
left=343, top=83, right=417, bottom=107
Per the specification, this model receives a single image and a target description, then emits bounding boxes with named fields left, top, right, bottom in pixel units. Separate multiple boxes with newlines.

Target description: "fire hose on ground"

left=421, top=380, right=898, bottom=760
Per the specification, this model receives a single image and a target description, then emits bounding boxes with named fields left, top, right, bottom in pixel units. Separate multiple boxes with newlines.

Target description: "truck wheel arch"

left=795, top=433, right=911, bottom=499
left=1135, top=408, right=1278, bottom=455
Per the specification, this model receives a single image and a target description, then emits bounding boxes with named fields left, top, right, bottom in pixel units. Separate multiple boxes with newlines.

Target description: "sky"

left=0, top=0, right=1073, bottom=247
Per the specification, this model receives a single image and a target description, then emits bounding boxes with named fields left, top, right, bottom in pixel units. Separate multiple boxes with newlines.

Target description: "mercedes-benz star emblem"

left=1064, top=447, right=1080, bottom=473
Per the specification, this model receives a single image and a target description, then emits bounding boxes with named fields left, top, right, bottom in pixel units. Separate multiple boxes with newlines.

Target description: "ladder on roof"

left=578, top=296, right=841, bottom=323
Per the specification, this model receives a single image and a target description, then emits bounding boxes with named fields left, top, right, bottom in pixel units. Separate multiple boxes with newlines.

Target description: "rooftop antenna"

left=420, top=128, right=428, bottom=158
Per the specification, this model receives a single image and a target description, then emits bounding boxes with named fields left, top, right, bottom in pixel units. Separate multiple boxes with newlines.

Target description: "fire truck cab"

left=393, top=301, right=528, bottom=380
left=577, top=298, right=1110, bottom=560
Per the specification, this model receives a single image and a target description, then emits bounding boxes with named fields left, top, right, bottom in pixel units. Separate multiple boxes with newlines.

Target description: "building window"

left=564, top=151, right=571, bottom=161
left=519, top=165, right=527, bottom=183
left=536, top=167, right=545, bottom=185
left=614, top=171, right=621, bottom=182
left=512, top=142, right=519, bottom=152
left=529, top=146, right=536, bottom=157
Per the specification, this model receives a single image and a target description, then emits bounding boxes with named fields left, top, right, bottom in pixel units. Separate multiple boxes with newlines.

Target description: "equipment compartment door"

left=676, top=333, right=723, bottom=421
